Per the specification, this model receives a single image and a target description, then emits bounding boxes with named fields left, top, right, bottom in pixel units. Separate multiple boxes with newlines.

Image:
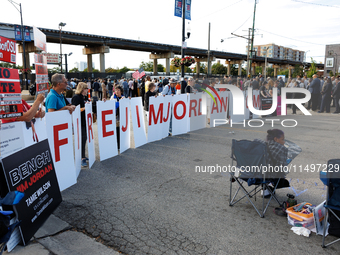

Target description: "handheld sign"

left=0, top=68, right=23, bottom=119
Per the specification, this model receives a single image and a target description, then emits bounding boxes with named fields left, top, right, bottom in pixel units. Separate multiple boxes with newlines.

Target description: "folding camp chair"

left=229, top=139, right=282, bottom=218
left=322, top=159, right=340, bottom=248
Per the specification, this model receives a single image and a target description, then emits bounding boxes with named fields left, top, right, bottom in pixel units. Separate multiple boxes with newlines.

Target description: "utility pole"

left=181, top=0, right=186, bottom=91
left=247, top=28, right=251, bottom=77
left=249, top=0, right=257, bottom=77
left=207, top=22, right=211, bottom=78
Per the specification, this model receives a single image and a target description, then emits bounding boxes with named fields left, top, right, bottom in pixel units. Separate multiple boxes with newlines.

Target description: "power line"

left=291, top=0, right=340, bottom=8
left=196, top=0, right=245, bottom=20
left=257, top=28, right=325, bottom=46
left=232, top=14, right=252, bottom=34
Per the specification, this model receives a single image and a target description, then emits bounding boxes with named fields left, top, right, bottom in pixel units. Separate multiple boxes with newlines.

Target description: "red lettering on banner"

left=174, top=101, right=186, bottom=120
left=121, top=107, right=128, bottom=132
left=211, top=98, right=219, bottom=114
left=163, top=102, right=171, bottom=122
left=87, top=113, right=94, bottom=143
left=253, top=94, right=261, bottom=109
left=220, top=97, right=228, bottom=112
left=149, top=103, right=163, bottom=125
left=246, top=95, right=249, bottom=109
left=136, top=105, right=141, bottom=128
left=189, top=99, right=197, bottom=117
left=102, top=110, right=114, bottom=137
left=77, top=118, right=80, bottom=150
left=53, top=123, right=68, bottom=162
left=198, top=99, right=202, bottom=116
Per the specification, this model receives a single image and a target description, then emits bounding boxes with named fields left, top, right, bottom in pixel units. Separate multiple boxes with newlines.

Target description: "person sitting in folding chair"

left=254, top=129, right=290, bottom=197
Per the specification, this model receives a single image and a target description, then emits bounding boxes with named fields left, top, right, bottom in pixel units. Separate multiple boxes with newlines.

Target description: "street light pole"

left=264, top=47, right=268, bottom=80
left=8, top=1, right=28, bottom=89
left=249, top=0, right=257, bottom=77
left=59, top=22, right=66, bottom=73
left=181, top=0, right=186, bottom=92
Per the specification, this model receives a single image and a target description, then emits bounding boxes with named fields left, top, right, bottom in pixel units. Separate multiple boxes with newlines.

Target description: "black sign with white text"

left=0, top=139, right=62, bottom=245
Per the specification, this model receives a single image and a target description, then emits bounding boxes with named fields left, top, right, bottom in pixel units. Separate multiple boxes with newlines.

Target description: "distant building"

left=247, top=43, right=305, bottom=62
left=74, top=61, right=95, bottom=71
left=324, top=44, right=340, bottom=75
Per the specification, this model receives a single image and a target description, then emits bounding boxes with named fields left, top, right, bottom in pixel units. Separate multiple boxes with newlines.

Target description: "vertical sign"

left=0, top=68, right=23, bottom=119
left=24, top=26, right=31, bottom=42
left=0, top=36, right=16, bottom=64
left=33, top=26, right=46, bottom=52
left=34, top=54, right=49, bottom=95
left=0, top=140, right=62, bottom=245
left=174, top=0, right=191, bottom=20
left=14, top=25, right=22, bottom=41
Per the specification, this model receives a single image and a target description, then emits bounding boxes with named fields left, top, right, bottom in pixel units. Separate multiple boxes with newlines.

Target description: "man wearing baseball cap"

left=161, top=78, right=177, bottom=96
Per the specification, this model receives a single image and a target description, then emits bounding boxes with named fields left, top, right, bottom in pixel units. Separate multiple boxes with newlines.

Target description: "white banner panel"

left=172, top=94, right=189, bottom=136
left=72, top=105, right=81, bottom=177
left=228, top=91, right=244, bottom=124
left=148, top=96, right=165, bottom=143
left=210, top=91, right=229, bottom=127
left=85, top=103, right=96, bottom=168
left=252, top=90, right=261, bottom=119
left=189, top=93, right=206, bottom=132
left=22, top=118, right=48, bottom=147
left=161, top=95, right=172, bottom=139
left=0, top=122, right=25, bottom=158
left=119, top=98, right=130, bottom=153
left=97, top=100, right=118, bottom=160
left=130, top=97, right=147, bottom=148
left=45, top=110, right=77, bottom=191
left=244, top=91, right=250, bottom=120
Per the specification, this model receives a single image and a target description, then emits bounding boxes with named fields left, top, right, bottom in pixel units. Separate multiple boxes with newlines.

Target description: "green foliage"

left=292, top=64, right=303, bottom=78
left=279, top=69, right=289, bottom=77
left=48, top=67, right=61, bottom=73
left=105, top=67, right=117, bottom=73
left=157, top=64, right=165, bottom=72
left=329, top=70, right=334, bottom=77
left=307, top=58, right=317, bottom=78
left=139, top=61, right=153, bottom=72
left=211, top=62, right=227, bottom=75
left=119, top=67, right=130, bottom=73
left=193, top=63, right=207, bottom=74
left=0, top=62, right=21, bottom=69
left=69, top=67, right=80, bottom=73
left=83, top=68, right=99, bottom=73
left=255, top=66, right=262, bottom=75
left=266, top=67, right=274, bottom=77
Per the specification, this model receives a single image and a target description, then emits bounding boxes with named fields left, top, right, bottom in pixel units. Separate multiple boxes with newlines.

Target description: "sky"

left=2, top=0, right=340, bottom=70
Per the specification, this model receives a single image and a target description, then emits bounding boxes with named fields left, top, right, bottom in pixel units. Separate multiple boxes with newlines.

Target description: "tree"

left=157, top=64, right=165, bottom=72
left=279, top=69, right=289, bottom=77
left=266, top=67, right=274, bottom=77
left=292, top=64, right=303, bottom=78
left=139, top=61, right=153, bottom=72
left=83, top=68, right=99, bottom=73
left=105, top=67, right=117, bottom=73
left=193, top=63, right=207, bottom=74
left=69, top=67, right=79, bottom=73
left=211, top=62, right=227, bottom=75
left=119, top=66, right=130, bottom=73
left=307, top=58, right=317, bottom=78
left=48, top=67, right=61, bottom=73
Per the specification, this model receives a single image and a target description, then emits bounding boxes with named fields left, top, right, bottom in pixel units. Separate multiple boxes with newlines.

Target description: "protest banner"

left=0, top=68, right=23, bottom=119
left=172, top=94, right=189, bottom=136
left=34, top=54, right=49, bottom=95
left=119, top=98, right=130, bottom=153
left=85, top=103, right=95, bottom=168
left=129, top=97, right=147, bottom=148
left=33, top=26, right=46, bottom=52
left=0, top=139, right=62, bottom=245
left=97, top=100, right=118, bottom=160
left=45, top=110, right=77, bottom=191
left=72, top=105, right=81, bottom=177
left=210, top=91, right=229, bottom=126
left=188, top=93, right=206, bottom=132
left=0, top=36, right=16, bottom=64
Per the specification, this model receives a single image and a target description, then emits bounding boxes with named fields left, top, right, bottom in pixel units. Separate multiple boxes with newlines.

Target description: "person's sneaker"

left=81, top=159, right=88, bottom=167
left=85, top=157, right=89, bottom=161
left=168, top=132, right=172, bottom=137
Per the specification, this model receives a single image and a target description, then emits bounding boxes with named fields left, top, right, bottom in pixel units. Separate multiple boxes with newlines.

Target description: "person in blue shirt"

left=45, top=74, right=76, bottom=113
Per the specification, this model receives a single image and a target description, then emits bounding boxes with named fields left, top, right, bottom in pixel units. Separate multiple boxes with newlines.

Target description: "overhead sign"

left=0, top=68, right=23, bottom=119
left=174, top=0, right=191, bottom=20
left=14, top=25, right=31, bottom=42
left=0, top=140, right=62, bottom=245
left=34, top=54, right=49, bottom=95
left=0, top=36, right=16, bottom=64
left=33, top=26, right=46, bottom=52
left=42, top=53, right=60, bottom=64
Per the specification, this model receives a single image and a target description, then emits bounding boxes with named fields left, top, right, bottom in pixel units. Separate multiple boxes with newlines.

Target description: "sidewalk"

left=5, top=214, right=120, bottom=255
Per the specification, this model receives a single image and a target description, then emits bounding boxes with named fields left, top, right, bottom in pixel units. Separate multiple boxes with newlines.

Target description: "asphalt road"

left=53, top=110, right=340, bottom=255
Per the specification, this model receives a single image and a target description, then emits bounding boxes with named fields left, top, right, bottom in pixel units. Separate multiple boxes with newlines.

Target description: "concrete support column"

left=225, top=61, right=231, bottom=76
left=288, top=65, right=294, bottom=78
left=18, top=42, right=40, bottom=70
left=273, top=65, right=279, bottom=77
left=196, top=61, right=200, bottom=77
left=166, top=58, right=170, bottom=75
left=87, top=54, right=93, bottom=73
left=251, top=63, right=256, bottom=76
left=153, top=59, right=158, bottom=75
left=99, top=53, right=105, bottom=73
left=238, top=61, right=243, bottom=76
left=262, top=64, right=266, bottom=76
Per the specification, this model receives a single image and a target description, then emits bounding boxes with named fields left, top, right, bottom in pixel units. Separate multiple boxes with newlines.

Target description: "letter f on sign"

left=53, top=123, right=68, bottom=162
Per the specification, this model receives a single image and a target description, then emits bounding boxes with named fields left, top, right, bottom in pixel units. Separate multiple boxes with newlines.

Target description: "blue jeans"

left=124, top=88, right=129, bottom=98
